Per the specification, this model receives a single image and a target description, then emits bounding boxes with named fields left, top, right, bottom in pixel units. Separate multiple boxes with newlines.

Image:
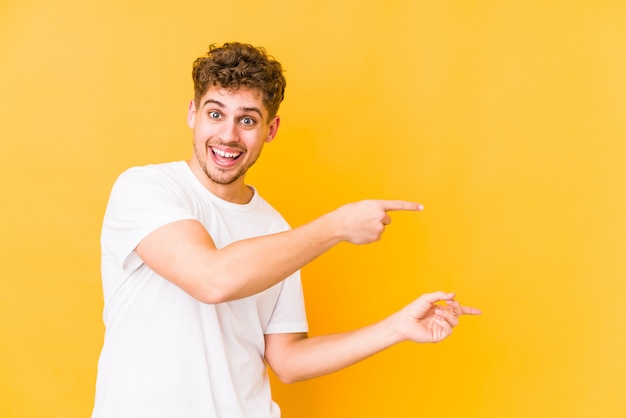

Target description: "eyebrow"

left=202, top=99, right=264, bottom=120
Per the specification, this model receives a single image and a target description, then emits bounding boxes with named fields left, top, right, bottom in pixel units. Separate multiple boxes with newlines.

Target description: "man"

left=92, top=42, right=480, bottom=418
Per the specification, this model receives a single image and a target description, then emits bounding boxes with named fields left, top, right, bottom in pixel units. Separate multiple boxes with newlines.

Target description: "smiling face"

left=187, top=86, right=280, bottom=203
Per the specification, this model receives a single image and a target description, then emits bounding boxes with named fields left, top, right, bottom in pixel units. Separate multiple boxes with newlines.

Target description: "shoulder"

left=116, top=161, right=186, bottom=184
left=105, top=161, right=196, bottom=210
left=110, top=161, right=190, bottom=194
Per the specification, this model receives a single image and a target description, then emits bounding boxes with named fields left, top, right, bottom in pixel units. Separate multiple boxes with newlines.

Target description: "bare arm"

left=135, top=200, right=423, bottom=303
left=264, top=292, right=481, bottom=383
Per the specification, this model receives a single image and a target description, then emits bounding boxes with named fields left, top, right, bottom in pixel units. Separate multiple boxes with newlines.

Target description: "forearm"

left=136, top=199, right=419, bottom=303
left=205, top=212, right=343, bottom=300
left=266, top=315, right=405, bottom=384
left=266, top=291, right=480, bottom=384
left=137, top=210, right=345, bottom=303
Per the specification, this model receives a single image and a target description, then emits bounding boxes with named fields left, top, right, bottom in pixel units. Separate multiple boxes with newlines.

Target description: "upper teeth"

left=213, top=148, right=240, bottom=158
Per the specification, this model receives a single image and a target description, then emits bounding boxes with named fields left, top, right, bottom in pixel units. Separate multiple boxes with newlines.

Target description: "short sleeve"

left=101, top=166, right=197, bottom=272
left=264, top=271, right=308, bottom=334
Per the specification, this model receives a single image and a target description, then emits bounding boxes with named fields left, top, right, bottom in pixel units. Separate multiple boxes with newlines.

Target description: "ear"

left=265, top=115, right=281, bottom=143
left=187, top=100, right=197, bottom=128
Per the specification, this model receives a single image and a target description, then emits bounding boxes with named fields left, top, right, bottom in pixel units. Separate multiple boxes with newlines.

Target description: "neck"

left=186, top=159, right=254, bottom=204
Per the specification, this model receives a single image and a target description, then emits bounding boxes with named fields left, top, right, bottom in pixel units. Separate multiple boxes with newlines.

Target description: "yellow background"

left=1, top=1, right=625, bottom=417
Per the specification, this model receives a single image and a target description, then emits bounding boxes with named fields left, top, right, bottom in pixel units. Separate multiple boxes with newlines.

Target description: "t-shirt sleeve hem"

left=264, top=321, right=309, bottom=335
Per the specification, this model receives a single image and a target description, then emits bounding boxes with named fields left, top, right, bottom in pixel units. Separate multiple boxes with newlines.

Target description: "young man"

left=91, top=42, right=480, bottom=418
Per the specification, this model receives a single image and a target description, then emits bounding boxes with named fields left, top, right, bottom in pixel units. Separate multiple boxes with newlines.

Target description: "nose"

left=217, top=118, right=239, bottom=143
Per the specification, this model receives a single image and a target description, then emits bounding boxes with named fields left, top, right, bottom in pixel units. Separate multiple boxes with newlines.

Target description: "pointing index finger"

left=461, top=306, right=482, bottom=315
left=380, top=200, right=424, bottom=212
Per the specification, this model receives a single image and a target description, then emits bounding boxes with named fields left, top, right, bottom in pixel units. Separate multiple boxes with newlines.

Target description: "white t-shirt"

left=92, top=161, right=308, bottom=418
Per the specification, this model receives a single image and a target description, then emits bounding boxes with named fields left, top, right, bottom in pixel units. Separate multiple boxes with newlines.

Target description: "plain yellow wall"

left=1, top=1, right=625, bottom=417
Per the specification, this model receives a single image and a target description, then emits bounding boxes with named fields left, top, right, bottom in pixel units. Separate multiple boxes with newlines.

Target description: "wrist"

left=379, top=311, right=409, bottom=346
left=315, top=210, right=347, bottom=244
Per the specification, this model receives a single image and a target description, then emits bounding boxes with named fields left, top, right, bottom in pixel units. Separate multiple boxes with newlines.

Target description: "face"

left=187, top=86, right=280, bottom=201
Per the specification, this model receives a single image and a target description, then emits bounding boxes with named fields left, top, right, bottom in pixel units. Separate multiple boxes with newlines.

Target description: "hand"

left=331, top=200, right=424, bottom=245
left=395, top=291, right=481, bottom=343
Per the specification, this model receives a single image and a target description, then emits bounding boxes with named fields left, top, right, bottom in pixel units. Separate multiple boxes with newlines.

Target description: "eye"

left=208, top=110, right=221, bottom=119
left=240, top=117, right=255, bottom=126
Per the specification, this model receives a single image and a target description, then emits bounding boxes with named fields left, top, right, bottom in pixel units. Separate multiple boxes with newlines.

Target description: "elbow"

left=278, top=376, right=299, bottom=385
left=268, top=358, right=315, bottom=384
left=272, top=369, right=308, bottom=385
left=193, top=288, right=230, bottom=305
left=185, top=276, right=239, bottom=305
left=265, top=333, right=312, bottom=384
left=194, top=284, right=245, bottom=304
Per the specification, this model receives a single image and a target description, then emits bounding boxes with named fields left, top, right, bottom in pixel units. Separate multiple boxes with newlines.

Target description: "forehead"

left=200, top=86, right=267, bottom=114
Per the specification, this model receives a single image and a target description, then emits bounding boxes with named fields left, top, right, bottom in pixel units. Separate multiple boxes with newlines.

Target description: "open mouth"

left=212, top=147, right=242, bottom=160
